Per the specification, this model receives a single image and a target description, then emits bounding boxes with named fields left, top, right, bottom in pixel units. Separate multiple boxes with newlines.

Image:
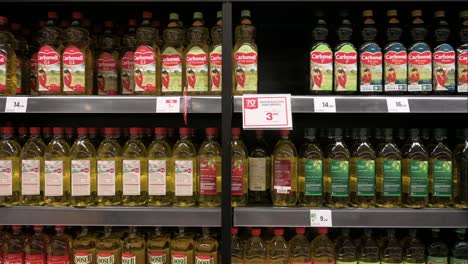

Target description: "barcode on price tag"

left=4, top=97, right=28, bottom=113
left=156, top=97, right=180, bottom=113
left=314, top=97, right=336, bottom=112
left=242, top=94, right=292, bottom=129
left=310, top=209, right=332, bottom=227
left=386, top=98, right=410, bottom=112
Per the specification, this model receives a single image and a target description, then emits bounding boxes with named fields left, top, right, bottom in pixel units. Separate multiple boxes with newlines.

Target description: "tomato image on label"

left=234, top=44, right=258, bottom=92
left=161, top=47, right=182, bottom=93
left=334, top=44, right=358, bottom=92
left=0, top=53, right=7, bottom=92
left=360, top=43, right=383, bottom=92
left=384, top=43, right=408, bottom=92
left=458, top=49, right=468, bottom=93
left=62, top=46, right=86, bottom=93
left=97, top=52, right=118, bottom=95
left=186, top=46, right=209, bottom=92
left=210, top=46, right=222, bottom=92
left=310, top=44, right=333, bottom=91
left=134, top=45, right=157, bottom=93
left=37, top=45, right=61, bottom=93
left=408, top=43, right=432, bottom=92
left=121, top=51, right=135, bottom=94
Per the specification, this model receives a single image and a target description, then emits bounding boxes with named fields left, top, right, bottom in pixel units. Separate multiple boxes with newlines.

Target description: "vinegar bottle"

left=231, top=228, right=244, bottom=264
left=97, top=227, right=122, bottom=264
left=311, top=228, right=335, bottom=264
left=172, top=127, right=197, bottom=207
left=454, top=128, right=468, bottom=208
left=122, top=227, right=146, bottom=264
left=96, top=21, right=120, bottom=95
left=248, top=130, right=271, bottom=204
left=120, top=19, right=137, bottom=95
left=147, top=227, right=170, bottom=264
left=0, top=16, right=17, bottom=96
left=272, top=130, right=298, bottom=207
left=429, top=128, right=453, bottom=207
left=244, top=228, right=267, bottom=264
left=72, top=227, right=96, bottom=264
left=4, top=225, right=26, bottom=264
left=0, top=127, right=21, bottom=206
left=25, top=225, right=48, bottom=264
left=197, top=128, right=222, bottom=207
left=160, top=13, right=184, bottom=95
left=231, top=128, right=248, bottom=207
left=47, top=226, right=72, bottom=264
left=299, top=128, right=324, bottom=207
left=171, top=227, right=195, bottom=264
left=209, top=11, right=223, bottom=95
left=288, top=227, right=310, bottom=264
left=195, top=227, right=219, bottom=264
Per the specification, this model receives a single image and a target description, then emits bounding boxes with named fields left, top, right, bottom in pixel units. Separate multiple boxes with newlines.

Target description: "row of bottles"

left=232, top=227, right=468, bottom=264
left=309, top=9, right=468, bottom=94
left=0, top=225, right=220, bottom=264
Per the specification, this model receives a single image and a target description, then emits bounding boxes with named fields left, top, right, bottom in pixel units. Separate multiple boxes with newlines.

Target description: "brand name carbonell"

left=311, top=53, right=332, bottom=60
left=235, top=54, right=257, bottom=60
left=135, top=55, right=155, bottom=60
left=409, top=53, right=431, bottom=60
left=335, top=54, right=357, bottom=60
left=64, top=54, right=84, bottom=62
left=39, top=54, right=59, bottom=61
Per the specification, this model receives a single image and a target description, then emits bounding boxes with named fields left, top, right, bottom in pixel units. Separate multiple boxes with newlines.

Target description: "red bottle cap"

left=43, top=127, right=52, bottom=134
left=53, top=127, right=64, bottom=135
left=0, top=17, right=9, bottom=24
left=231, top=227, right=239, bottom=235
left=33, top=225, right=43, bottom=231
left=232, top=128, right=241, bottom=136
left=77, top=127, right=88, bottom=136
left=2, top=127, right=14, bottom=135
left=154, top=127, right=167, bottom=136
left=11, top=23, right=21, bottom=31
left=11, top=225, right=22, bottom=230
left=65, top=127, right=75, bottom=135
left=274, top=228, right=284, bottom=236
left=103, top=128, right=114, bottom=135
left=18, top=127, right=28, bottom=134
left=30, top=127, right=41, bottom=135
left=48, top=11, right=58, bottom=19
left=104, top=20, right=113, bottom=28
left=251, top=228, right=261, bottom=236
left=279, top=130, right=290, bottom=136
left=142, top=11, right=152, bottom=19
left=318, top=227, right=328, bottom=235
left=129, top=127, right=140, bottom=135
left=179, top=127, right=191, bottom=136
left=88, top=127, right=98, bottom=135
left=296, top=227, right=306, bottom=235
left=55, top=226, right=65, bottom=231
left=128, top=19, right=137, bottom=26
left=71, top=12, right=82, bottom=20
left=113, top=128, right=121, bottom=135
left=152, top=20, right=160, bottom=27
left=205, top=128, right=218, bottom=136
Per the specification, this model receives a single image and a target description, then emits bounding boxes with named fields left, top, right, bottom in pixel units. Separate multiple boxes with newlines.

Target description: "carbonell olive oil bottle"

left=334, top=15, right=357, bottom=94
left=97, top=227, right=122, bottom=264
left=120, top=19, right=137, bottom=95
left=454, top=128, right=468, bottom=208
left=209, top=11, right=223, bottom=95
left=231, top=128, right=249, bottom=207
left=0, top=127, right=21, bottom=206
left=456, top=10, right=468, bottom=94
left=359, top=10, right=383, bottom=94
left=96, top=21, right=120, bottom=95
left=0, top=16, right=17, bottom=96
left=11, top=23, right=29, bottom=95
left=408, top=10, right=432, bottom=94
left=161, top=13, right=184, bottom=95
left=309, top=17, right=333, bottom=94
left=429, top=128, right=453, bottom=208
left=47, top=226, right=72, bottom=264
left=299, top=128, right=324, bottom=207
left=432, top=11, right=456, bottom=94
left=384, top=10, right=407, bottom=94
left=197, top=128, right=222, bottom=207
left=122, top=227, right=146, bottom=264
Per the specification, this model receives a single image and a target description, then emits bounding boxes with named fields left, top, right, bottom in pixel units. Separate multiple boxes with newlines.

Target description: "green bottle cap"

left=359, top=128, right=368, bottom=137
left=217, top=11, right=222, bottom=19
left=334, top=128, right=343, bottom=136
left=305, top=128, right=317, bottom=137
left=241, top=10, right=251, bottom=18
left=433, top=128, right=448, bottom=138
left=383, top=128, right=393, bottom=137
left=169, top=13, right=179, bottom=20
left=409, top=128, right=420, bottom=137
left=193, top=12, right=203, bottom=20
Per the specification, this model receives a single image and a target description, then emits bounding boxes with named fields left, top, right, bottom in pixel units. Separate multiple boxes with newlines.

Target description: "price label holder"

left=156, top=97, right=181, bottom=113
left=310, top=209, right=332, bottom=227
left=4, top=97, right=28, bottom=113
left=314, top=97, right=336, bottom=112
left=386, top=97, right=410, bottom=113
left=242, top=94, right=293, bottom=130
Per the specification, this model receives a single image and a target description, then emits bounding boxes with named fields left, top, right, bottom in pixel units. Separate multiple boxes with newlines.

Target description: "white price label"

left=242, top=94, right=292, bottom=129
left=156, top=97, right=180, bottom=113
left=310, top=209, right=332, bottom=227
left=386, top=98, right=410, bottom=112
left=314, top=97, right=336, bottom=112
left=5, top=97, right=28, bottom=112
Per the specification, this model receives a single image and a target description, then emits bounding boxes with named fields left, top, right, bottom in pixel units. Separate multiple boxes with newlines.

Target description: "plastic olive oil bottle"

left=429, top=129, right=453, bottom=207
left=0, top=16, right=17, bottom=96
left=451, top=229, right=468, bottom=264
left=0, top=127, right=21, bottom=206
left=288, top=228, right=310, bottom=264
left=122, top=227, right=146, bottom=264
left=209, top=11, right=223, bottom=95
left=47, top=226, right=72, bottom=264
left=248, top=130, right=271, bottom=204
left=335, top=228, right=357, bottom=264
left=244, top=228, right=267, bottom=264
left=195, top=227, right=219, bottom=264
left=268, top=228, right=288, bottom=264
left=359, top=10, right=383, bottom=94
left=147, top=227, right=170, bottom=264
left=231, top=227, right=244, bottom=264
left=231, top=128, right=249, bottom=207
left=198, top=128, right=222, bottom=207
left=160, top=13, right=184, bottom=95
left=24, top=225, right=48, bottom=264
left=97, top=227, right=122, bottom=264
left=171, top=227, right=195, bottom=264
left=334, top=15, right=358, bottom=94
left=454, top=128, right=468, bottom=208
left=21, top=127, right=46, bottom=206
left=311, top=228, right=335, bottom=264
left=72, top=227, right=97, bottom=264
left=299, top=128, right=324, bottom=207
left=408, top=10, right=432, bottom=94
left=4, top=225, right=26, bottom=264
left=96, top=21, right=120, bottom=95
left=120, top=19, right=137, bottom=95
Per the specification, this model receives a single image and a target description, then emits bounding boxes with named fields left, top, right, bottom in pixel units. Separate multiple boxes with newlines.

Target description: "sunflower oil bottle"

left=335, top=229, right=357, bottom=264
left=20, top=127, right=46, bottom=206
left=209, top=11, right=222, bottom=95
left=244, top=228, right=267, bottom=264
left=268, top=228, right=288, bottom=264
left=120, top=19, right=137, bottom=95
left=172, top=127, right=197, bottom=207
left=4, top=225, right=26, bottom=264
left=311, top=228, right=335, bottom=264
left=122, top=227, right=146, bottom=264
left=429, top=129, right=453, bottom=207
left=451, top=229, right=468, bottom=264
left=97, top=227, right=122, bottom=264
left=195, top=227, right=219, bottom=264
left=24, top=225, right=48, bottom=264
left=426, top=228, right=449, bottom=264
left=334, top=15, right=357, bottom=94
left=358, top=229, right=380, bottom=264
left=454, top=129, right=468, bottom=208
left=383, top=10, right=407, bottom=94
left=271, top=130, right=297, bottom=206
left=47, top=226, right=72, bottom=264
left=72, top=227, right=97, bottom=264
left=231, top=228, right=244, bottom=264
left=160, top=13, right=184, bottom=95
left=44, top=127, right=71, bottom=206
left=11, top=23, right=29, bottom=95
left=408, top=10, right=432, bottom=94
left=171, top=227, right=195, bottom=264
left=147, top=128, right=173, bottom=206
left=122, top=128, right=148, bottom=206
left=147, top=227, right=170, bottom=264
left=0, top=127, right=21, bottom=206
left=248, top=130, right=271, bottom=204
left=0, top=16, right=17, bottom=96
left=288, top=227, right=310, bottom=264
left=432, top=11, right=456, bottom=94
left=96, top=21, right=120, bottom=95
left=359, top=10, right=383, bottom=94
left=231, top=128, right=248, bottom=207
left=198, top=128, right=222, bottom=207
left=457, top=11, right=468, bottom=94
left=381, top=229, right=403, bottom=264
left=402, top=229, right=425, bottom=264
left=299, top=128, right=324, bottom=207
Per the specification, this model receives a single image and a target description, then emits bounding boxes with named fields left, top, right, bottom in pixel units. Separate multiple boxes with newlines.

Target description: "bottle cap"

left=104, top=20, right=113, bottom=28
left=11, top=225, right=22, bottom=230
left=241, top=10, right=251, bottom=18
left=154, top=127, right=167, bottom=136
left=274, top=228, right=284, bottom=236
left=128, top=19, right=137, bottom=26
left=169, top=13, right=179, bottom=20
left=65, top=127, right=75, bottom=135
left=60, top=20, right=70, bottom=28
left=129, top=127, right=140, bottom=136
left=434, top=128, right=448, bottom=138
left=2, top=127, right=14, bottom=135
left=53, top=127, right=64, bottom=135
left=39, top=20, right=46, bottom=28
left=42, top=127, right=52, bottom=135
left=231, top=227, right=238, bottom=235
left=387, top=9, right=397, bottom=17
left=251, top=228, right=261, bottom=236
left=362, top=10, right=373, bottom=17
left=409, top=128, right=420, bottom=137
left=318, top=227, right=328, bottom=235
left=205, top=127, right=218, bottom=136
left=30, top=127, right=41, bottom=135
left=103, top=128, right=115, bottom=135
left=18, top=127, right=28, bottom=134
left=33, top=225, right=43, bottom=231
left=89, top=127, right=98, bottom=135
left=296, top=227, right=305, bottom=235
left=460, top=10, right=468, bottom=18
left=217, top=11, right=223, bottom=19
left=434, top=10, right=445, bottom=18
left=456, top=228, right=466, bottom=235
left=359, top=128, right=368, bottom=137
left=143, top=11, right=152, bottom=19
left=383, top=128, right=393, bottom=137
left=55, top=226, right=65, bottom=231
left=432, top=228, right=441, bottom=232
left=232, top=128, right=241, bottom=136
left=151, top=20, right=160, bottom=27
left=11, top=23, right=21, bottom=31
left=279, top=130, right=290, bottom=136
left=334, top=128, right=343, bottom=137
left=0, top=17, right=8, bottom=24
left=77, top=127, right=88, bottom=136
left=72, top=12, right=82, bottom=20
left=304, top=128, right=316, bottom=137
left=112, top=128, right=121, bottom=135
left=411, top=10, right=422, bottom=17
left=193, top=12, right=203, bottom=20
left=48, top=11, right=58, bottom=19
left=179, top=127, right=191, bottom=136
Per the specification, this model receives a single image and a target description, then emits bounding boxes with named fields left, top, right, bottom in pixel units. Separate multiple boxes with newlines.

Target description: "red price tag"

left=242, top=94, right=292, bottom=130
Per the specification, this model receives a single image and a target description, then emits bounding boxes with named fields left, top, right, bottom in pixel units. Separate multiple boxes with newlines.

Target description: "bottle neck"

left=1, top=134, right=15, bottom=140
left=180, top=135, right=191, bottom=140
left=206, top=135, right=217, bottom=141
left=155, top=135, right=166, bottom=140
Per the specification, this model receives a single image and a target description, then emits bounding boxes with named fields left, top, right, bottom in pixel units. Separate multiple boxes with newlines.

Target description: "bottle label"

left=248, top=157, right=267, bottom=191
left=310, top=43, right=333, bottom=91
left=74, top=251, right=92, bottom=264
left=358, top=262, right=379, bottom=264
left=5, top=253, right=24, bottom=264
left=21, top=160, right=41, bottom=195
left=161, top=47, right=182, bottom=93
left=171, top=254, right=187, bottom=264
left=71, top=159, right=91, bottom=196
left=97, top=52, right=118, bottom=95
left=174, top=160, right=193, bottom=196
left=433, top=44, right=456, bottom=92
left=305, top=159, right=322, bottom=196
left=408, top=43, right=432, bottom=92
left=148, top=159, right=167, bottom=196
left=37, top=45, right=61, bottom=92
left=16, top=58, right=22, bottom=94
left=331, top=160, right=349, bottom=197
left=234, top=44, right=258, bottom=92
left=30, top=53, right=39, bottom=95
left=45, top=160, right=64, bottom=197
left=357, top=159, right=376, bottom=196
left=210, top=45, right=222, bottom=92
left=457, top=48, right=468, bottom=93
left=410, top=160, right=428, bottom=197
left=232, top=159, right=245, bottom=196
left=449, top=257, right=468, bottom=264
left=186, top=46, right=209, bottom=92
left=427, top=256, right=448, bottom=264
left=0, top=52, right=6, bottom=92
left=273, top=159, right=292, bottom=194
left=97, top=160, right=116, bottom=196
left=0, top=160, right=13, bottom=196
left=134, top=45, right=157, bottom=92
left=336, top=262, right=357, bottom=264
left=384, top=43, right=407, bottom=92
left=123, top=160, right=141, bottom=195
left=199, top=159, right=217, bottom=195
left=360, top=43, right=383, bottom=92
left=122, top=253, right=136, bottom=264
left=334, top=43, right=358, bottom=92
left=121, top=51, right=135, bottom=94
left=25, top=254, right=46, bottom=264
left=195, top=255, right=214, bottom=264
left=383, top=160, right=401, bottom=196
left=62, top=45, right=86, bottom=93
left=432, top=160, right=452, bottom=197
left=314, top=262, right=335, bottom=264
left=147, top=251, right=166, bottom=264
left=47, top=255, right=69, bottom=264
left=290, top=262, right=312, bottom=264
left=97, top=252, right=114, bottom=264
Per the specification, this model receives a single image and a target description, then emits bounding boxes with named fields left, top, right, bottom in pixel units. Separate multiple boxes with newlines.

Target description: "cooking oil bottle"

left=47, top=226, right=72, bottom=264
left=195, top=227, right=218, bottom=263
left=209, top=11, right=222, bottom=95
left=358, top=229, right=380, bottom=264
left=18, top=127, right=28, bottom=147
left=244, top=228, right=267, bottom=263
left=44, top=127, right=71, bottom=206
left=426, top=228, right=449, bottom=264
left=289, top=228, right=310, bottom=264
left=29, top=21, right=41, bottom=95
left=299, top=128, right=324, bottom=207
left=0, top=16, right=17, bottom=95
left=334, top=14, right=357, bottom=94
left=134, top=11, right=160, bottom=95
left=21, top=127, right=46, bottom=206
left=383, top=10, right=407, bottom=94
left=233, top=10, right=258, bottom=95
left=457, top=11, right=468, bottom=94
left=454, top=128, right=468, bottom=208
left=432, top=11, right=456, bottom=94
left=231, top=228, right=244, bottom=264
left=402, top=229, right=425, bottom=264
left=96, top=21, right=120, bottom=95
left=172, top=127, right=197, bottom=207
left=12, top=23, right=29, bottom=95
left=248, top=130, right=271, bottom=204
left=65, top=127, right=76, bottom=147
left=62, top=12, right=93, bottom=95
left=120, top=19, right=137, bottom=95
left=97, top=227, right=122, bottom=264
left=359, top=10, right=383, bottom=94
left=451, top=229, right=468, bottom=264
left=122, top=127, right=148, bottom=206
left=268, top=228, right=288, bottom=264
left=376, top=128, right=402, bottom=208
left=311, top=228, right=335, bottom=264
left=0, top=127, right=21, bottom=206
left=70, top=128, right=97, bottom=207
left=147, top=227, right=170, bottom=264
left=271, top=130, right=297, bottom=206
left=325, top=128, right=351, bottom=208
left=24, top=225, right=48, bottom=264
left=4, top=225, right=26, bottom=264
left=309, top=16, right=332, bottom=94
left=402, top=129, right=429, bottom=208
left=122, top=227, right=146, bottom=264
left=335, top=228, right=357, bottom=264
left=381, top=229, right=402, bottom=264
left=408, top=10, right=432, bottom=94
left=198, top=128, right=222, bottom=207
left=147, top=128, right=173, bottom=207
left=160, top=13, right=184, bottom=95
left=185, top=12, right=210, bottom=95
left=231, top=128, right=248, bottom=207
left=72, top=227, right=97, bottom=264
left=171, top=227, right=195, bottom=264
left=429, top=128, right=453, bottom=207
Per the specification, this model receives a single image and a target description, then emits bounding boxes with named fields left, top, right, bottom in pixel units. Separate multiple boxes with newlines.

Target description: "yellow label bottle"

left=209, top=11, right=222, bottom=95
left=147, top=227, right=170, bottom=264
left=120, top=19, right=137, bottom=95
left=429, top=128, right=453, bottom=208
left=97, top=227, right=122, bottom=264
left=171, top=227, right=195, bottom=264
left=198, top=128, right=222, bottom=207
left=21, top=127, right=46, bottom=206
left=73, top=227, right=97, bottom=264
left=299, top=128, right=324, bottom=207
left=195, top=228, right=218, bottom=264
left=172, top=128, right=197, bottom=207
left=0, top=127, right=21, bottom=206
left=0, top=16, right=17, bottom=96
left=96, top=21, right=120, bottom=95
left=160, top=13, right=184, bottom=96
left=231, top=128, right=248, bottom=207
left=122, top=227, right=146, bottom=264
left=272, top=130, right=298, bottom=207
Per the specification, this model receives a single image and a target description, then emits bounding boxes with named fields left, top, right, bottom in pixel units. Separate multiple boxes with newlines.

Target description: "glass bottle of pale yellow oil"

left=195, top=227, right=219, bottom=264
left=97, top=227, right=122, bottom=264
left=72, top=227, right=97, bottom=264
left=381, top=229, right=403, bottom=264
left=299, top=128, right=324, bottom=207
left=122, top=227, right=146, bottom=264
left=209, top=11, right=223, bottom=95
left=231, top=128, right=248, bottom=207
left=272, top=130, right=298, bottom=207
left=70, top=128, right=97, bottom=207
left=171, top=227, right=195, bottom=264
left=147, top=227, right=170, bottom=264
left=350, top=128, right=376, bottom=208
left=358, top=229, right=380, bottom=264
left=335, top=228, right=357, bottom=264
left=173, top=127, right=197, bottom=207
left=0, top=16, right=17, bottom=96
left=97, top=128, right=123, bottom=206
left=244, top=228, right=267, bottom=264
left=233, top=10, right=258, bottom=95
left=147, top=128, right=173, bottom=206
left=21, top=127, right=46, bottom=206
left=454, top=128, right=468, bottom=209
left=0, top=127, right=21, bottom=206
left=198, top=128, right=222, bottom=207
left=402, top=128, right=429, bottom=208
left=44, top=127, right=70, bottom=206
left=311, top=228, right=335, bottom=264
left=160, top=13, right=184, bottom=96
left=429, top=128, right=453, bottom=208
left=376, top=128, right=402, bottom=208
left=248, top=130, right=271, bottom=204
left=62, top=12, right=93, bottom=95
left=120, top=19, right=137, bottom=95
left=96, top=21, right=120, bottom=95
left=324, top=128, right=350, bottom=208
left=122, top=128, right=148, bottom=206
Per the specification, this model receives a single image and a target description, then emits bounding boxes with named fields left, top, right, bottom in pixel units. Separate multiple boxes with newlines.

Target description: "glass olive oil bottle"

left=299, top=128, right=324, bottom=207
left=429, top=128, right=453, bottom=207
left=272, top=130, right=298, bottom=207
left=454, top=128, right=468, bottom=208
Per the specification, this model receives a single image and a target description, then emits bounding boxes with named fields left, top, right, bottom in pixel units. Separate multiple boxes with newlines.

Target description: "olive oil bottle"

left=171, top=227, right=195, bottom=264
left=21, top=127, right=46, bottom=206
left=97, top=227, right=122, bottom=264
left=209, top=11, right=223, bottom=95
left=429, top=128, right=453, bottom=207
left=457, top=11, right=468, bottom=94
left=120, top=19, right=137, bottom=95
left=381, top=229, right=403, bottom=264
left=309, top=17, right=333, bottom=94
left=0, top=16, right=17, bottom=96
left=358, top=229, right=380, bottom=264
left=311, top=228, right=335, bottom=264
left=454, top=128, right=468, bottom=208
left=147, top=227, right=170, bottom=264
left=231, top=128, right=248, bottom=207
left=122, top=227, right=146, bottom=264
left=160, top=13, right=184, bottom=95
left=299, top=128, right=324, bottom=207
left=334, top=15, right=358, bottom=94
left=335, top=229, right=357, bottom=264
left=198, top=128, right=222, bottom=207
left=272, top=130, right=298, bottom=207
left=96, top=21, right=120, bottom=95
left=432, top=11, right=456, bottom=94
left=426, top=228, right=449, bottom=264
left=248, top=130, right=271, bottom=204
left=359, top=10, right=383, bottom=94
left=0, top=127, right=21, bottom=206
left=72, top=227, right=97, bottom=264
left=402, top=229, right=425, bottom=264
left=195, top=228, right=218, bottom=264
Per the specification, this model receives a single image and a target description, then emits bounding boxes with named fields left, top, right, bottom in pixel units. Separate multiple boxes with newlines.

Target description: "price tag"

left=386, top=97, right=410, bottom=113
left=310, top=209, right=332, bottom=227
left=242, top=94, right=292, bottom=130
left=4, top=97, right=28, bottom=113
left=156, top=97, right=180, bottom=113
left=314, top=97, right=336, bottom=112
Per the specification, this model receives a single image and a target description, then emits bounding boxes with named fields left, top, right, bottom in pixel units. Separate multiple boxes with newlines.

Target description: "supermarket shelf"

left=233, top=95, right=468, bottom=113
left=234, top=207, right=468, bottom=228
left=0, top=206, right=221, bottom=226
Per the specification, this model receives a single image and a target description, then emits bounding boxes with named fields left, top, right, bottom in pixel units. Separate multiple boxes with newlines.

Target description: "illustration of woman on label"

left=121, top=72, right=131, bottom=93
left=336, top=68, right=347, bottom=90
left=460, top=69, right=468, bottom=85
left=361, top=68, right=372, bottom=85
left=187, top=69, right=196, bottom=90
left=386, top=68, right=396, bottom=84
left=236, top=67, right=246, bottom=90
left=410, top=68, right=420, bottom=84
left=38, top=69, right=47, bottom=89
left=97, top=74, right=106, bottom=93
left=312, top=68, right=323, bottom=90
left=30, top=72, right=38, bottom=93
left=162, top=69, right=170, bottom=90
left=435, top=67, right=447, bottom=90
left=135, top=69, right=143, bottom=90
left=211, top=68, right=221, bottom=90
left=63, top=69, right=72, bottom=89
